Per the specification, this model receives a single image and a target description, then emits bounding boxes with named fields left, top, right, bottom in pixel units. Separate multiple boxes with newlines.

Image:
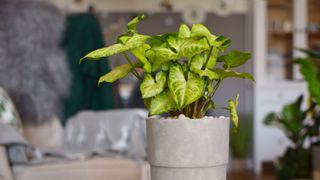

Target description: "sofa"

left=0, top=109, right=150, bottom=180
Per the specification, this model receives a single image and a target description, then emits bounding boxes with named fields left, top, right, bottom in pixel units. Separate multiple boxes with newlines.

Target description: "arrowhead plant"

left=80, top=15, right=254, bottom=128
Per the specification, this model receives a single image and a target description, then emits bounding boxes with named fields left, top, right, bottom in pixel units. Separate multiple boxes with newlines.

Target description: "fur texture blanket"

left=0, top=0, right=70, bottom=125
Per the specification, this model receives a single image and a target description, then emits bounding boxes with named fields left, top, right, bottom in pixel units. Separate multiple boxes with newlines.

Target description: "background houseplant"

left=264, top=48, right=320, bottom=179
left=81, top=15, right=254, bottom=180
left=230, top=114, right=252, bottom=171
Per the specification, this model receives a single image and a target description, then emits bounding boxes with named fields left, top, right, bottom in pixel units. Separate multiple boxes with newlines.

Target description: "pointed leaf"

left=206, top=47, right=219, bottom=68
left=140, top=72, right=167, bottom=98
left=214, top=69, right=255, bottom=82
left=190, top=54, right=219, bottom=79
left=184, top=72, right=206, bottom=106
left=152, top=47, right=178, bottom=60
left=212, top=36, right=231, bottom=51
left=131, top=44, right=152, bottom=73
left=179, top=24, right=191, bottom=38
left=98, top=64, right=132, bottom=84
left=218, top=50, right=251, bottom=69
left=80, top=34, right=149, bottom=63
left=168, top=64, right=205, bottom=109
left=80, top=44, right=127, bottom=62
left=295, top=59, right=320, bottom=105
left=149, top=90, right=177, bottom=115
left=125, top=33, right=150, bottom=49
left=179, top=38, right=210, bottom=58
left=191, top=24, right=214, bottom=40
left=228, top=94, right=239, bottom=128
left=127, top=14, right=145, bottom=32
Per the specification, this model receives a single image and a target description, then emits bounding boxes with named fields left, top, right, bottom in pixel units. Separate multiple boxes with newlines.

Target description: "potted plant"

left=81, top=15, right=254, bottom=180
left=264, top=48, right=320, bottom=179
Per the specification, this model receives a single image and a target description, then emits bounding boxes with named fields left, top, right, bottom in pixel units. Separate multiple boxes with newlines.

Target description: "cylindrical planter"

left=147, top=117, right=230, bottom=180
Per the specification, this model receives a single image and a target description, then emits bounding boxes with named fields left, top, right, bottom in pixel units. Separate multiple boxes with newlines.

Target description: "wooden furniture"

left=253, top=0, right=320, bottom=173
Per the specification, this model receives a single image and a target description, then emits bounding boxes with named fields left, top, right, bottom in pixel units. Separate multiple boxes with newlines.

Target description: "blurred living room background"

left=0, top=0, right=319, bottom=179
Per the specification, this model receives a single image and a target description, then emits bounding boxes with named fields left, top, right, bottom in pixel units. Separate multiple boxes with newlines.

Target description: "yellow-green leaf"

left=190, top=54, right=220, bottom=80
left=80, top=44, right=127, bottom=63
left=98, top=64, right=132, bottom=84
left=140, top=72, right=167, bottom=98
left=228, top=94, right=239, bottom=128
left=131, top=44, right=152, bottom=73
left=178, top=24, right=191, bottom=38
left=168, top=64, right=206, bottom=109
left=149, top=90, right=177, bottom=115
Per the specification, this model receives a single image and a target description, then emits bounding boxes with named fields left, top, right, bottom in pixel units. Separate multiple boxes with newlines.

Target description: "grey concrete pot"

left=147, top=117, right=230, bottom=180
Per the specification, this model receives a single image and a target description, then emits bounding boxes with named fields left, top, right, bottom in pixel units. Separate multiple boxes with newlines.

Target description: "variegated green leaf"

left=152, top=47, right=178, bottom=60
left=168, top=64, right=206, bottom=109
left=98, top=64, right=132, bottom=84
left=228, top=94, right=239, bottom=128
left=206, top=47, right=219, bottom=68
left=149, top=90, right=177, bottom=115
left=125, top=33, right=150, bottom=49
left=80, top=34, right=149, bottom=63
left=191, top=24, right=213, bottom=39
left=190, top=54, right=219, bottom=80
left=178, top=24, right=191, bottom=38
left=140, top=72, right=167, bottom=98
left=179, top=38, right=210, bottom=58
left=131, top=44, right=152, bottom=73
left=127, top=14, right=145, bottom=32
left=80, top=44, right=127, bottom=62
left=214, top=69, right=255, bottom=82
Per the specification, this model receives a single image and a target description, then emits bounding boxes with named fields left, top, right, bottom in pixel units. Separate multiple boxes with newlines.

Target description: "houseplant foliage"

left=264, top=50, right=320, bottom=179
left=230, top=114, right=252, bottom=171
left=80, top=15, right=254, bottom=127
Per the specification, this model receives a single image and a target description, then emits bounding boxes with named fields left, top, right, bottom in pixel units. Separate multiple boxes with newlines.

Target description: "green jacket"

left=62, top=13, right=114, bottom=124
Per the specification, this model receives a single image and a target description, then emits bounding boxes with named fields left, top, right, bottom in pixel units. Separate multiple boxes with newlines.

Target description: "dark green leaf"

left=295, top=58, right=320, bottom=105
left=298, top=48, right=320, bottom=58
left=218, top=50, right=251, bottom=69
left=213, top=35, right=231, bottom=51
left=214, top=69, right=255, bottom=82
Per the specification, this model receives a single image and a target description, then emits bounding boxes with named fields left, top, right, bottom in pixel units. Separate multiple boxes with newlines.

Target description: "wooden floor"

left=227, top=171, right=275, bottom=180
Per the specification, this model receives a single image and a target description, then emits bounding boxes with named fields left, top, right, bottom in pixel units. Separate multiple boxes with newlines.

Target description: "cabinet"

left=253, top=0, right=319, bottom=173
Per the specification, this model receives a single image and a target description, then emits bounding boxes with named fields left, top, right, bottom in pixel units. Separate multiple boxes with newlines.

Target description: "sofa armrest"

left=0, top=146, right=14, bottom=180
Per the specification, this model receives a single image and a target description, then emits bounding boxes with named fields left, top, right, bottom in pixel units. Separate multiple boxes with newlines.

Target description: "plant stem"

left=122, top=53, right=143, bottom=81
left=192, top=100, right=199, bottom=118
left=199, top=80, right=222, bottom=116
left=203, top=46, right=213, bottom=69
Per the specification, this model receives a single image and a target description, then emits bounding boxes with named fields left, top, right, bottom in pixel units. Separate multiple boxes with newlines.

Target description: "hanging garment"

left=63, top=13, right=115, bottom=124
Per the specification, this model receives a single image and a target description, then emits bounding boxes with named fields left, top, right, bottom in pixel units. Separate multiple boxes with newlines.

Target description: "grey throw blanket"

left=0, top=122, right=138, bottom=166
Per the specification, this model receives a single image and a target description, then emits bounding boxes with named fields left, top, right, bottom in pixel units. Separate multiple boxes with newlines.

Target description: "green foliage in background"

left=81, top=15, right=254, bottom=127
left=230, top=114, right=252, bottom=158
left=264, top=48, right=320, bottom=179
